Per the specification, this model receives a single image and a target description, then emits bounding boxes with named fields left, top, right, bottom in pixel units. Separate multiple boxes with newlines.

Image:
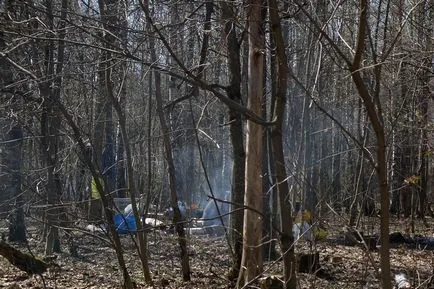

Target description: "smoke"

left=172, top=143, right=233, bottom=210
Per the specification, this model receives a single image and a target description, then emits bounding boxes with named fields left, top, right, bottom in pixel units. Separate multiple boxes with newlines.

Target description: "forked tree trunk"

left=109, top=76, right=153, bottom=284
left=297, top=1, right=392, bottom=287
left=350, top=2, right=391, bottom=287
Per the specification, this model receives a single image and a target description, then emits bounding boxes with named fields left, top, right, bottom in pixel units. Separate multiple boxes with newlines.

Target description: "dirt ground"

left=1, top=214, right=434, bottom=289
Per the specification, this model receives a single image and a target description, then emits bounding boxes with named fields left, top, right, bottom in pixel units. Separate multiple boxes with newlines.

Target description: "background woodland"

left=0, top=0, right=433, bottom=288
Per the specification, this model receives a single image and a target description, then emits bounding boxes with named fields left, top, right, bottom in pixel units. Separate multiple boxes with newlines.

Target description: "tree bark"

left=237, top=0, right=264, bottom=286
left=221, top=1, right=246, bottom=281
left=0, top=4, right=26, bottom=242
left=40, top=0, right=68, bottom=255
left=268, top=0, right=297, bottom=287
left=4, top=126, right=25, bottom=243
left=350, top=2, right=391, bottom=287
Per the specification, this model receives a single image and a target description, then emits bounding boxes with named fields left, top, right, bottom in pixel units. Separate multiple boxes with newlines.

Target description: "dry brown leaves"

left=0, top=215, right=433, bottom=288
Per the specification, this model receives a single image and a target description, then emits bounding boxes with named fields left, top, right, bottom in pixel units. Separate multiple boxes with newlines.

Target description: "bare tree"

left=220, top=1, right=246, bottom=281
left=0, top=2, right=26, bottom=243
left=2, top=126, right=25, bottom=243
left=141, top=0, right=191, bottom=281
left=237, top=0, right=265, bottom=286
left=295, top=0, right=395, bottom=287
left=268, top=0, right=297, bottom=287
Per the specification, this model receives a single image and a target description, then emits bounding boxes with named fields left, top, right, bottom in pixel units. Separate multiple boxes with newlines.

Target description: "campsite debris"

left=394, top=272, right=411, bottom=289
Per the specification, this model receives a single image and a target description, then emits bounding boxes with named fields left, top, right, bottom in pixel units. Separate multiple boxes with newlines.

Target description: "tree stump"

left=298, top=252, right=320, bottom=274
left=363, top=236, right=378, bottom=251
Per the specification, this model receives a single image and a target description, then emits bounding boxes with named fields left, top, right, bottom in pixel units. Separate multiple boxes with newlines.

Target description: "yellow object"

left=294, top=209, right=312, bottom=224
left=404, top=175, right=420, bottom=185
left=91, top=177, right=103, bottom=199
left=314, top=226, right=327, bottom=240
left=303, top=209, right=312, bottom=222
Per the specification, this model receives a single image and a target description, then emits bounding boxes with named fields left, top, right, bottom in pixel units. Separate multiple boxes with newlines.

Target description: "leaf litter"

left=0, top=215, right=433, bottom=288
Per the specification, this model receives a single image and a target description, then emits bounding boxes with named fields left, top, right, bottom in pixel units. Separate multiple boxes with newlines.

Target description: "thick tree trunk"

left=237, top=0, right=264, bottom=286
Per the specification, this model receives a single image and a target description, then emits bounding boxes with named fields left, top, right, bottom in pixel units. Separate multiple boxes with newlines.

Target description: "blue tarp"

left=113, top=214, right=136, bottom=234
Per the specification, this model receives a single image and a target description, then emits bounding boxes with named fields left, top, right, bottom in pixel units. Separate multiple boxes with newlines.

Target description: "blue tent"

left=113, top=214, right=136, bottom=234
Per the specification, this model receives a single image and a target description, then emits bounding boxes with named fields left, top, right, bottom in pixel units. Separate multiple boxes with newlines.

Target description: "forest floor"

left=1, top=213, right=434, bottom=289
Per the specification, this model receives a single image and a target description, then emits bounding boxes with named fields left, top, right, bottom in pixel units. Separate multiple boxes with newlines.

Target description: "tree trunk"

left=416, top=0, right=432, bottom=219
left=89, top=60, right=105, bottom=221
left=153, top=57, right=191, bottom=282
left=41, top=0, right=68, bottom=255
left=237, top=0, right=264, bottom=286
left=97, top=0, right=116, bottom=199
left=350, top=2, right=391, bottom=287
left=142, top=1, right=191, bottom=280
left=58, top=101, right=133, bottom=289
left=268, top=0, right=297, bottom=287
left=98, top=0, right=153, bottom=283
left=220, top=1, right=246, bottom=281
left=109, top=75, right=153, bottom=284
left=0, top=7, right=26, bottom=242
left=115, top=12, right=128, bottom=199
left=424, top=0, right=434, bottom=217
left=262, top=2, right=277, bottom=263
left=4, top=126, right=26, bottom=243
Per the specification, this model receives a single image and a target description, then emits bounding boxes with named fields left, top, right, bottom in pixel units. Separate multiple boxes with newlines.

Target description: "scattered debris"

left=259, top=275, right=284, bottom=289
left=394, top=272, right=411, bottom=289
left=85, top=223, right=106, bottom=233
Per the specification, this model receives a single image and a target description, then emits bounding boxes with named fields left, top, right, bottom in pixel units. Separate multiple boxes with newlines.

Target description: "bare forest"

left=0, top=0, right=433, bottom=288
